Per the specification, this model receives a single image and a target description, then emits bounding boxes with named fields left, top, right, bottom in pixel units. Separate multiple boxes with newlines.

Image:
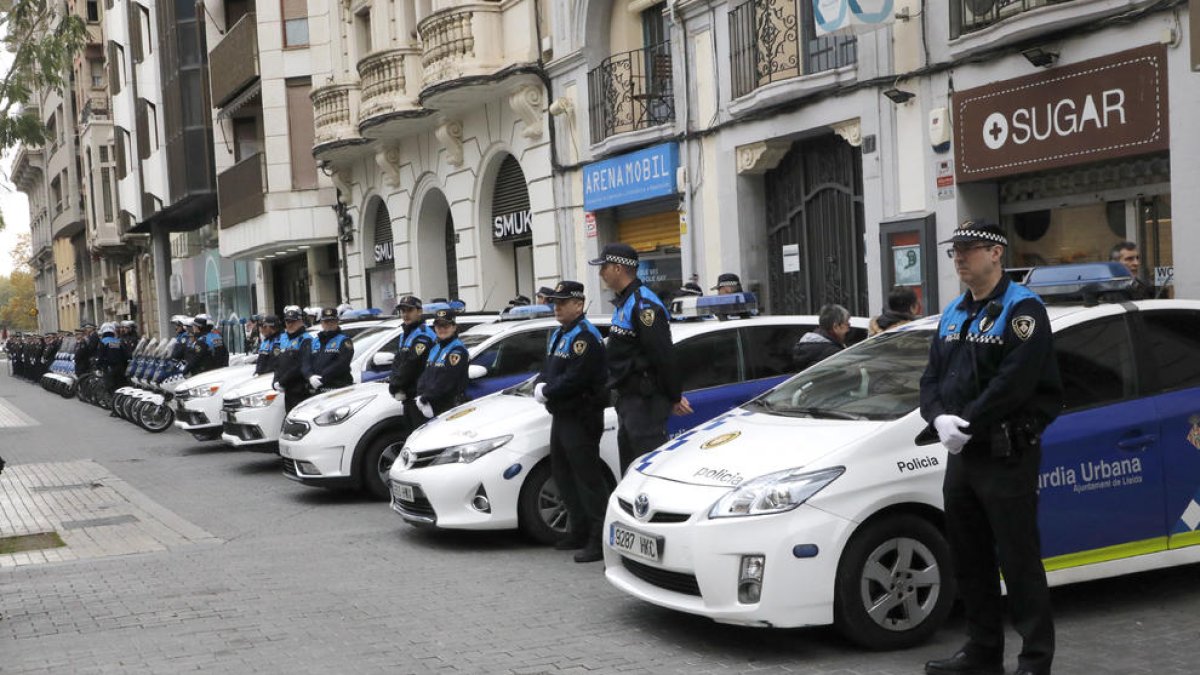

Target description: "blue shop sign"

left=583, top=143, right=679, bottom=211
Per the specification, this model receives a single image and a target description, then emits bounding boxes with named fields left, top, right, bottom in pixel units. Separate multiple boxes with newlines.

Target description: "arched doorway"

left=481, top=153, right=534, bottom=306
left=415, top=188, right=458, bottom=301
left=364, top=196, right=396, bottom=309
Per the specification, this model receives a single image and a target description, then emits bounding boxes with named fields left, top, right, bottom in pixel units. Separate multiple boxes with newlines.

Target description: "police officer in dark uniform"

left=388, top=296, right=436, bottom=432
left=711, top=272, right=743, bottom=295
left=168, top=316, right=191, bottom=362
left=75, top=322, right=99, bottom=377
left=920, top=222, right=1063, bottom=675
left=413, top=308, right=469, bottom=418
left=185, top=314, right=229, bottom=376
left=589, top=242, right=691, bottom=473
left=252, top=315, right=281, bottom=376
left=533, top=281, right=609, bottom=562
left=304, top=307, right=354, bottom=393
left=273, top=308, right=314, bottom=412
left=96, top=323, right=128, bottom=406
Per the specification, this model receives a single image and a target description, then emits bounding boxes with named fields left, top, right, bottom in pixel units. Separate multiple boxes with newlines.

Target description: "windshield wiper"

left=788, top=407, right=866, bottom=421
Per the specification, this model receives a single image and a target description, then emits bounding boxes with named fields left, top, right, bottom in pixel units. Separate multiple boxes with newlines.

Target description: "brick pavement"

left=1, top=373, right=1198, bottom=674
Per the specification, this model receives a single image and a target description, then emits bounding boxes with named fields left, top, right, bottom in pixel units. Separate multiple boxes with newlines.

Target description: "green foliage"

left=0, top=233, right=37, bottom=330
left=0, top=3, right=89, bottom=150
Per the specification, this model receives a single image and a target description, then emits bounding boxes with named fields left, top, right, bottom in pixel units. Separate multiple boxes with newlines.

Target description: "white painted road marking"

left=0, top=397, right=38, bottom=428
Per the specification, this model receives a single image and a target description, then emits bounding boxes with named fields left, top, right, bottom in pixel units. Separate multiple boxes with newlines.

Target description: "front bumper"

left=173, top=395, right=221, bottom=430
left=601, top=478, right=853, bottom=629
left=387, top=446, right=534, bottom=531
left=220, top=400, right=284, bottom=447
left=278, top=421, right=350, bottom=485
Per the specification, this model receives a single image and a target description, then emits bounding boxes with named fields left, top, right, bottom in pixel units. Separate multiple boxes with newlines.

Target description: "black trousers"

left=615, top=392, right=671, bottom=475
left=550, top=407, right=609, bottom=540
left=283, top=386, right=311, bottom=414
left=401, top=397, right=428, bottom=436
left=943, top=441, right=1053, bottom=672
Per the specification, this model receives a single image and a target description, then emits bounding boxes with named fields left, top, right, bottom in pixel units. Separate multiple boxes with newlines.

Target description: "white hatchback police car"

left=602, top=267, right=1200, bottom=650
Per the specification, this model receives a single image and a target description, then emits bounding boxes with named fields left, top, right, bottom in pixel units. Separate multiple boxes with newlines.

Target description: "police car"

left=278, top=311, right=612, bottom=499
left=601, top=264, right=1200, bottom=650
left=387, top=299, right=870, bottom=544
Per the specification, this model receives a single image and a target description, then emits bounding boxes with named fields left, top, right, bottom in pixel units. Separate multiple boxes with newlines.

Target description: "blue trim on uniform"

left=311, top=333, right=348, bottom=353
left=936, top=279, right=1042, bottom=345
left=427, top=338, right=467, bottom=366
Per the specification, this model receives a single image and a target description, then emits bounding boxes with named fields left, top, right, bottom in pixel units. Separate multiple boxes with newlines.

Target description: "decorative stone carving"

left=330, top=169, right=352, bottom=204
left=375, top=146, right=402, bottom=187
left=435, top=119, right=465, bottom=168
left=830, top=119, right=862, bottom=148
left=548, top=95, right=578, bottom=163
left=509, top=84, right=545, bottom=140
left=735, top=140, right=790, bottom=175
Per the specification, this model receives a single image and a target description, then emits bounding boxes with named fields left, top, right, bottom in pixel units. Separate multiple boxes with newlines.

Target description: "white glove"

left=308, top=375, right=323, bottom=390
left=272, top=382, right=283, bottom=392
left=534, top=383, right=548, bottom=404
left=415, top=396, right=434, bottom=419
left=934, top=415, right=972, bottom=454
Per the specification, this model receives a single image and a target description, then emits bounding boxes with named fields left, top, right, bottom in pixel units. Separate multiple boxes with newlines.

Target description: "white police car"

left=388, top=305, right=870, bottom=544
left=278, top=313, right=612, bottom=498
left=602, top=265, right=1200, bottom=650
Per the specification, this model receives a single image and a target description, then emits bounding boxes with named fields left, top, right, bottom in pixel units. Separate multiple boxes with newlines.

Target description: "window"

left=90, top=59, right=104, bottom=88
left=1054, top=316, right=1137, bottom=411
left=471, top=329, right=551, bottom=377
left=676, top=331, right=743, bottom=392
left=742, top=324, right=814, bottom=380
left=86, top=0, right=99, bottom=22
left=233, top=117, right=261, bottom=162
left=1141, top=311, right=1200, bottom=392
left=283, top=0, right=309, bottom=47
left=286, top=79, right=317, bottom=189
left=100, top=168, right=114, bottom=222
left=355, top=8, right=372, bottom=56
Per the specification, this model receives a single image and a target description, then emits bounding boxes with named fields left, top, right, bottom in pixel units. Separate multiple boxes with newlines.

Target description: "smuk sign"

left=954, top=44, right=1168, bottom=182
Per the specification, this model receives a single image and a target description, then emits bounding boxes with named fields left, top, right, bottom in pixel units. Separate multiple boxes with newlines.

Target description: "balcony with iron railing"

left=587, top=42, right=675, bottom=145
left=417, top=3, right=509, bottom=96
left=357, top=47, right=430, bottom=136
left=311, top=82, right=371, bottom=161
left=950, top=0, right=1075, bottom=39
left=217, top=153, right=266, bottom=229
left=210, top=13, right=259, bottom=109
left=728, top=0, right=857, bottom=100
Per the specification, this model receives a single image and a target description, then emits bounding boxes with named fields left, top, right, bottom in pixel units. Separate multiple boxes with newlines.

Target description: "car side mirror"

left=372, top=352, right=395, bottom=367
left=468, top=364, right=488, bottom=380
left=914, top=425, right=939, bottom=446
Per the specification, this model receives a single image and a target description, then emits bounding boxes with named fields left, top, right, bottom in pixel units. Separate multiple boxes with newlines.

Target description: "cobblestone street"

left=2, top=371, right=1198, bottom=674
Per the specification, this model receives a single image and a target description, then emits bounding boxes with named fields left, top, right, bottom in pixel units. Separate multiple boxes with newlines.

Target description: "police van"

left=600, top=264, right=1200, bottom=650
left=386, top=296, right=870, bottom=545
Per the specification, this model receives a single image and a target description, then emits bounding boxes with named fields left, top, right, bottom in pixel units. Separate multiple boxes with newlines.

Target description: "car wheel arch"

left=351, top=416, right=410, bottom=485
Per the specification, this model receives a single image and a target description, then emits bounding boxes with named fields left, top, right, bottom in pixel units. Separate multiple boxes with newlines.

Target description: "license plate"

left=608, top=522, right=663, bottom=563
left=392, top=483, right=415, bottom=503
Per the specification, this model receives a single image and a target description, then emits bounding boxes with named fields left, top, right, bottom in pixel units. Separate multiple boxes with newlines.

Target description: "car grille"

left=223, top=421, right=265, bottom=441
left=617, top=498, right=692, bottom=524
left=281, top=457, right=299, bottom=477
left=391, top=484, right=437, bottom=520
left=177, top=409, right=209, bottom=426
left=621, top=557, right=701, bottom=597
left=221, top=400, right=240, bottom=413
left=281, top=419, right=310, bottom=441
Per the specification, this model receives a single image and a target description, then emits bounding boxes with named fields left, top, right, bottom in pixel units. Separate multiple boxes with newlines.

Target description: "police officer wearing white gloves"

left=273, top=308, right=314, bottom=412
left=533, top=281, right=609, bottom=562
left=304, top=307, right=354, bottom=393
left=919, top=221, right=1063, bottom=675
left=413, top=308, right=469, bottom=419
left=387, top=296, right=436, bottom=432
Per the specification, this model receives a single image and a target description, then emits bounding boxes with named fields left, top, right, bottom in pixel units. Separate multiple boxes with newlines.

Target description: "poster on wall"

left=892, top=245, right=922, bottom=286
left=782, top=244, right=801, bottom=273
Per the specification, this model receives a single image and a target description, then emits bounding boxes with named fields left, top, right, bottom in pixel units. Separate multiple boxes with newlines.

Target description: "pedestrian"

left=185, top=314, right=229, bottom=376
left=711, top=272, right=743, bottom=295
left=869, top=286, right=920, bottom=336
left=305, top=307, right=355, bottom=393
left=533, top=281, right=609, bottom=562
left=413, top=308, right=470, bottom=419
left=252, top=315, right=281, bottom=376
left=273, top=308, right=314, bottom=412
left=920, top=220, right=1063, bottom=675
left=590, top=242, right=691, bottom=474
left=1109, top=241, right=1157, bottom=299
left=792, top=304, right=851, bottom=371
left=245, top=314, right=262, bottom=353
left=388, top=295, right=436, bottom=434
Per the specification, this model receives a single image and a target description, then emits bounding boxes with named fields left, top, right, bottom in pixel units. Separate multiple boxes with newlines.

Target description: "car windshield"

left=747, top=328, right=934, bottom=421
left=503, top=375, right=539, bottom=397
left=349, top=326, right=397, bottom=356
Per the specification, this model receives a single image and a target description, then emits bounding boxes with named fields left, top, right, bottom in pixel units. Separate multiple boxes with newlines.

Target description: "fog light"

left=471, top=484, right=491, bottom=513
left=738, top=554, right=765, bottom=604
left=296, top=461, right=321, bottom=476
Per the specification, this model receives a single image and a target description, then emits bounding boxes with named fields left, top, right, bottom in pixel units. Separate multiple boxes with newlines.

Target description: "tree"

left=10, top=230, right=30, bottom=272
left=0, top=232, right=37, bottom=330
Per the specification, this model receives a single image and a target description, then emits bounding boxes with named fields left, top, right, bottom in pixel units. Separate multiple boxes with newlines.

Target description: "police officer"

left=711, top=272, right=743, bottom=295
left=119, top=321, right=139, bottom=359
left=273, top=308, right=314, bottom=412
left=413, top=308, right=469, bottom=418
left=252, top=315, right=281, bottom=376
left=387, top=296, right=436, bottom=432
left=920, top=222, right=1063, bottom=675
left=186, top=314, right=229, bottom=376
left=39, top=333, right=61, bottom=379
left=75, top=322, right=99, bottom=377
left=304, top=307, right=354, bottom=393
left=590, top=242, right=691, bottom=473
left=168, top=316, right=192, bottom=362
left=96, top=323, right=127, bottom=408
left=533, top=281, right=609, bottom=562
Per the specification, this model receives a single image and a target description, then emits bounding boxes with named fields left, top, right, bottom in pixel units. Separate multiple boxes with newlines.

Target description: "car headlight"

left=707, top=466, right=844, bottom=519
left=238, top=391, right=280, bottom=408
left=313, top=395, right=375, bottom=426
left=430, top=435, right=513, bottom=465
left=183, top=383, right=221, bottom=399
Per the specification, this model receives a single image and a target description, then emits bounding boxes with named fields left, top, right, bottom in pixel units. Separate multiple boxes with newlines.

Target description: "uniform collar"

left=557, top=314, right=586, bottom=333
left=612, top=278, right=643, bottom=307
left=960, top=275, right=1010, bottom=311
left=436, top=334, right=458, bottom=346
left=402, top=319, right=426, bottom=333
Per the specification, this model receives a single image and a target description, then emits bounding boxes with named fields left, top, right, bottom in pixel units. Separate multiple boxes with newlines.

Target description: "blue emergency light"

left=499, top=304, right=555, bottom=320
left=340, top=308, right=383, bottom=319
left=670, top=292, right=759, bottom=321
left=422, top=300, right=467, bottom=315
left=1022, top=262, right=1135, bottom=303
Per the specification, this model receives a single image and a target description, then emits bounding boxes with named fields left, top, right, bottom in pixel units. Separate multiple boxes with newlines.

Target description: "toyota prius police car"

left=601, top=263, right=1200, bottom=650
left=387, top=294, right=869, bottom=545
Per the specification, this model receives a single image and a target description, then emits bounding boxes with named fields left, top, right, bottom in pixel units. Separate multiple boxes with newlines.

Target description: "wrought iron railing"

left=587, top=42, right=674, bottom=144
left=729, top=0, right=857, bottom=99
left=950, top=0, right=1075, bottom=38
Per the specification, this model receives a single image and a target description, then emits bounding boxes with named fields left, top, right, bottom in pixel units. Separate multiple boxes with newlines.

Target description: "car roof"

left=463, top=315, right=613, bottom=338
left=667, top=314, right=870, bottom=341
left=899, top=299, right=1200, bottom=333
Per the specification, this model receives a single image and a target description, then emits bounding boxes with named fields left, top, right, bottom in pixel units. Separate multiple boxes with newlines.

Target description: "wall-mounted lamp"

left=1021, top=47, right=1058, bottom=68
left=883, top=88, right=916, bottom=105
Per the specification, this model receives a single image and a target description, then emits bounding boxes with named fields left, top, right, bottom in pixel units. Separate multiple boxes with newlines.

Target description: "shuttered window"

left=491, top=155, right=531, bottom=243
left=617, top=209, right=680, bottom=252
left=371, top=199, right=393, bottom=268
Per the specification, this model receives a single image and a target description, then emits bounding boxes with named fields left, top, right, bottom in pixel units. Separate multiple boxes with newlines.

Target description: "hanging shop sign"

left=813, top=0, right=895, bottom=36
left=583, top=142, right=679, bottom=211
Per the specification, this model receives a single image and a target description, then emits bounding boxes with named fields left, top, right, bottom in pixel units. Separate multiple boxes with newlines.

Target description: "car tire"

left=360, top=428, right=409, bottom=500
left=833, top=513, right=956, bottom=651
left=517, top=461, right=571, bottom=546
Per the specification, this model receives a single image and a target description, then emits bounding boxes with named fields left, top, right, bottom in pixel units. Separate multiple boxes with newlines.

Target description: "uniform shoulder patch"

left=448, top=352, right=462, bottom=366
left=1011, top=315, right=1036, bottom=341
left=572, top=339, right=587, bottom=355
left=414, top=342, right=427, bottom=355
left=640, top=307, right=656, bottom=327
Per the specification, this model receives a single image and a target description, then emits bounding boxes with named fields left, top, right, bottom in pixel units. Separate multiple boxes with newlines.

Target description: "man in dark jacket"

left=273, top=309, right=313, bottom=412
left=252, top=315, right=281, bottom=376
left=414, top=309, right=469, bottom=417
left=185, top=314, right=229, bottom=376
left=792, top=304, right=851, bottom=371
left=75, top=322, right=99, bottom=376
left=388, top=296, right=436, bottom=433
left=870, top=286, right=920, bottom=336
left=304, top=307, right=354, bottom=393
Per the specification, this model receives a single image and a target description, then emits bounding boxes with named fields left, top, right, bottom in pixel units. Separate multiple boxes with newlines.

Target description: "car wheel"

left=139, top=403, right=175, bottom=433
left=361, top=429, right=409, bottom=500
left=517, top=462, right=571, bottom=546
left=833, top=514, right=955, bottom=651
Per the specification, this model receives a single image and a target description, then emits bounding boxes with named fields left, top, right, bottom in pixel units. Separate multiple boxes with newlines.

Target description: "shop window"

left=1054, top=316, right=1137, bottom=411
left=1004, top=202, right=1125, bottom=268
left=676, top=331, right=743, bottom=392
left=1141, top=310, right=1200, bottom=393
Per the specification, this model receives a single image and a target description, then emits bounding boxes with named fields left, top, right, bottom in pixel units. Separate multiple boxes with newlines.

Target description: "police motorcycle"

left=129, top=337, right=191, bottom=432
left=40, top=335, right=79, bottom=398
left=111, top=337, right=159, bottom=423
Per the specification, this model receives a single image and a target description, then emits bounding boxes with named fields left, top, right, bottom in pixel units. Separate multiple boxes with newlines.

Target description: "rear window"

left=1054, top=316, right=1137, bottom=411
left=1141, top=310, right=1200, bottom=392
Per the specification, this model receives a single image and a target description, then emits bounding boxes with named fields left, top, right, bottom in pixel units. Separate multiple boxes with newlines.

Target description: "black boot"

left=924, top=649, right=1004, bottom=675
left=573, top=530, right=603, bottom=563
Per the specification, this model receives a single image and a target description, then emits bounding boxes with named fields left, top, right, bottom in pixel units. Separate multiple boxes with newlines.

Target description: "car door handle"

left=1116, top=435, right=1157, bottom=451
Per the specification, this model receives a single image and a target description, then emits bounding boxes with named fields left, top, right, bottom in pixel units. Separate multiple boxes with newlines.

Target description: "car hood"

left=178, top=364, right=256, bottom=390
left=636, top=410, right=886, bottom=487
left=289, top=381, right=391, bottom=419
left=224, top=373, right=275, bottom=400
left=405, top=392, right=549, bottom=451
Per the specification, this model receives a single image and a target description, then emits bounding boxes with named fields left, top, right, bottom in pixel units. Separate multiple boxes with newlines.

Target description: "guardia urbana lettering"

left=1038, top=457, right=1143, bottom=491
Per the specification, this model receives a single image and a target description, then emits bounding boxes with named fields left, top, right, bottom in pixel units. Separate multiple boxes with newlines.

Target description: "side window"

left=742, top=324, right=813, bottom=380
left=474, top=328, right=550, bottom=377
left=676, top=331, right=742, bottom=392
left=1054, top=316, right=1137, bottom=411
left=1141, top=310, right=1200, bottom=392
